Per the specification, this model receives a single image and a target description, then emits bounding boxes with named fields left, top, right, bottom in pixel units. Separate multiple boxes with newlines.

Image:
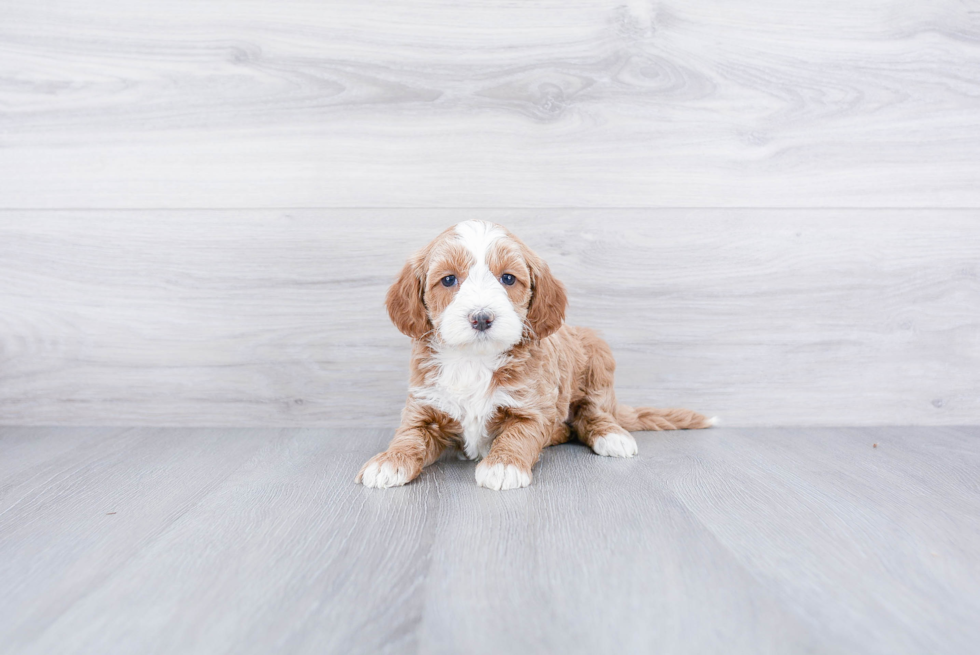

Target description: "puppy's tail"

left=615, top=404, right=716, bottom=431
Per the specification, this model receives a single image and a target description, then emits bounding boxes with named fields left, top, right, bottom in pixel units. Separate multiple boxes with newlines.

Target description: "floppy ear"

left=385, top=255, right=431, bottom=340
left=525, top=255, right=567, bottom=340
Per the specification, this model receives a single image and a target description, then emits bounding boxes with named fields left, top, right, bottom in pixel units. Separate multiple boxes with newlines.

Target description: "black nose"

left=469, top=311, right=494, bottom=332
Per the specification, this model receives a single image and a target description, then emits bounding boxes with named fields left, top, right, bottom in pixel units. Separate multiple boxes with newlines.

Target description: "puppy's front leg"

left=476, top=410, right=549, bottom=491
left=356, top=403, right=457, bottom=489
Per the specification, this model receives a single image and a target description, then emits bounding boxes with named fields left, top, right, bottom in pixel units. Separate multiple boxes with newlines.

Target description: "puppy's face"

left=386, top=221, right=567, bottom=349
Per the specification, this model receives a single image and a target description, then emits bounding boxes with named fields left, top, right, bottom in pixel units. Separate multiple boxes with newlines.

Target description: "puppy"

left=356, top=220, right=714, bottom=491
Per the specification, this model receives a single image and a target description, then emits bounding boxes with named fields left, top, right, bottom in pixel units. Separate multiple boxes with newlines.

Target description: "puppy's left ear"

left=385, top=254, right=431, bottom=340
left=526, top=255, right=567, bottom=340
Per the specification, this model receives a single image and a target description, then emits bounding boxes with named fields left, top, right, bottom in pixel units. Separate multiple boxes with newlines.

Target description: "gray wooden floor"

left=2, top=425, right=978, bottom=654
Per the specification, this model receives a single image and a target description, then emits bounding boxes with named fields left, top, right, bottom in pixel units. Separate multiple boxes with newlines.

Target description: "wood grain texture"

left=1, top=426, right=978, bottom=654
left=0, top=427, right=270, bottom=653
left=2, top=0, right=979, bottom=208
left=1, top=209, right=977, bottom=427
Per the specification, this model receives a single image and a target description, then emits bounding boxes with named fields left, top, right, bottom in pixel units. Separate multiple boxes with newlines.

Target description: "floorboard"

left=1, top=426, right=978, bottom=654
left=0, top=428, right=269, bottom=652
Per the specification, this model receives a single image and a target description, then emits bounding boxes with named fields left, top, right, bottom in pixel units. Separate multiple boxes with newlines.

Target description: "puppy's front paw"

left=591, top=431, right=638, bottom=458
left=356, top=452, right=417, bottom=489
left=475, top=461, right=531, bottom=491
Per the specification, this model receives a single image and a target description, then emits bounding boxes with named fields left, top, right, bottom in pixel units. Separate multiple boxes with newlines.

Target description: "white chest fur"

left=412, top=350, right=516, bottom=460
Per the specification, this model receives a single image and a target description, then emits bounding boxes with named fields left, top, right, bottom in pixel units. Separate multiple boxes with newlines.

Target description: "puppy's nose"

left=469, top=311, right=494, bottom=332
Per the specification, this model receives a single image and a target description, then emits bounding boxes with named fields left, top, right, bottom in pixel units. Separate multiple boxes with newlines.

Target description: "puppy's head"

left=385, top=220, right=567, bottom=349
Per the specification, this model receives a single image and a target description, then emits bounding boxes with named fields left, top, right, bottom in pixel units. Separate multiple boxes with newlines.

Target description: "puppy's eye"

left=441, top=275, right=457, bottom=287
left=500, top=273, right=516, bottom=286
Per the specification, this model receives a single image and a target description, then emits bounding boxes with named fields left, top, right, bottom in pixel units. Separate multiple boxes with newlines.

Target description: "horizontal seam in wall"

left=1, top=206, right=979, bottom=212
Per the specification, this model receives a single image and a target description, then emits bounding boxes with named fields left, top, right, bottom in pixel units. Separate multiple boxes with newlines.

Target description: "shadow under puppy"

left=357, top=220, right=714, bottom=491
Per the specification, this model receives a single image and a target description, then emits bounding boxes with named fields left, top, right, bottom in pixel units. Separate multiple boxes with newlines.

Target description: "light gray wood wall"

left=1, top=1, right=978, bottom=426
left=1, top=210, right=977, bottom=426
left=2, top=0, right=979, bottom=208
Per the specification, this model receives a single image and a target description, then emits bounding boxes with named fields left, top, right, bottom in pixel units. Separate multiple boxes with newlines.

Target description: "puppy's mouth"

left=458, top=326, right=510, bottom=351
left=434, top=308, right=520, bottom=350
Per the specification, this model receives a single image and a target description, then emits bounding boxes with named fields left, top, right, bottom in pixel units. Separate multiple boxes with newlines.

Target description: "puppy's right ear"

left=385, top=255, right=431, bottom=340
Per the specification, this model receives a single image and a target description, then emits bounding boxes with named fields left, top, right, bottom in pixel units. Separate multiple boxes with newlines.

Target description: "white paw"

left=591, top=431, right=638, bottom=458
left=475, top=462, right=531, bottom=491
left=358, top=461, right=411, bottom=489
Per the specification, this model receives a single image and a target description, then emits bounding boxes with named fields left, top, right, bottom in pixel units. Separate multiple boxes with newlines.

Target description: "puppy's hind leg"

left=572, top=329, right=713, bottom=457
left=571, top=329, right=637, bottom=457
left=571, top=400, right=638, bottom=458
left=573, top=396, right=714, bottom=457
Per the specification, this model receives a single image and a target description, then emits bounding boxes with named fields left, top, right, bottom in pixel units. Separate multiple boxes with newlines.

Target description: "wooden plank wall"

left=1, top=1, right=978, bottom=426
left=2, top=210, right=977, bottom=426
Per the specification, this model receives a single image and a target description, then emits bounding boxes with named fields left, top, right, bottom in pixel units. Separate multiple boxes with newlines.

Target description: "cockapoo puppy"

left=357, top=220, right=714, bottom=490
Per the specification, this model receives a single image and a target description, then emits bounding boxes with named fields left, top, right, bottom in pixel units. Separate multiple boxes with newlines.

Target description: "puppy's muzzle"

left=469, top=311, right=494, bottom=332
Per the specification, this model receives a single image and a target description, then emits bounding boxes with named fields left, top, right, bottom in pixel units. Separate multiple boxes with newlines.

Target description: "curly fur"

left=357, top=220, right=713, bottom=490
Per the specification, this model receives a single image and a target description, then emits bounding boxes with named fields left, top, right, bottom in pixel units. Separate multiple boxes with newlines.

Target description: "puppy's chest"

left=419, top=355, right=516, bottom=460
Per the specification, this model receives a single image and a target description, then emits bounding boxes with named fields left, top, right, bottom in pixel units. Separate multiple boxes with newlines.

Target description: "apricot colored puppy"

left=357, top=221, right=714, bottom=491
